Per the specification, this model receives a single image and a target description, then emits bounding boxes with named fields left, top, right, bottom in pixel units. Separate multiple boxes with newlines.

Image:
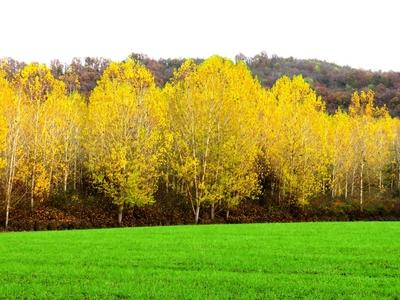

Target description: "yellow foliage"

left=261, top=75, right=331, bottom=204
left=166, top=56, right=263, bottom=214
left=85, top=59, right=164, bottom=209
left=0, top=56, right=399, bottom=220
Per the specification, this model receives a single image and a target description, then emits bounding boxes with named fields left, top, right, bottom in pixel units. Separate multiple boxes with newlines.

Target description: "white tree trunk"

left=195, top=203, right=200, bottom=224
left=360, top=161, right=364, bottom=211
left=210, top=202, right=215, bottom=220
left=118, top=205, right=124, bottom=226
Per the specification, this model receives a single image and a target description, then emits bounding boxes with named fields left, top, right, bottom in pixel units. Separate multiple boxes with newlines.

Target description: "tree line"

left=1, top=56, right=400, bottom=229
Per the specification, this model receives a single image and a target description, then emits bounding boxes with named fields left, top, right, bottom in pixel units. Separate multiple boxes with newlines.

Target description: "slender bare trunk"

left=47, top=164, right=54, bottom=199
left=30, top=170, right=35, bottom=211
left=118, top=205, right=124, bottom=226
left=331, top=167, right=336, bottom=198
left=360, top=161, right=364, bottom=211
left=351, top=167, right=356, bottom=196
left=64, top=170, right=68, bottom=193
left=5, top=150, right=16, bottom=229
left=210, top=202, right=215, bottom=220
left=5, top=198, right=10, bottom=229
left=397, top=164, right=400, bottom=190
left=73, top=154, right=77, bottom=190
left=194, top=203, right=200, bottom=224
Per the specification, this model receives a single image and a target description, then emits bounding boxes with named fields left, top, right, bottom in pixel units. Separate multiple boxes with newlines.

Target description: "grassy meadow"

left=0, top=222, right=399, bottom=299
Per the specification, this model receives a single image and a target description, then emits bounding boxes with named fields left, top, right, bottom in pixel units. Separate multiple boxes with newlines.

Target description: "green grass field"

left=0, top=222, right=399, bottom=299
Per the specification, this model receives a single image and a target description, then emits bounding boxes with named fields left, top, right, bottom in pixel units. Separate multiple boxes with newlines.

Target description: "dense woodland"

left=1, top=53, right=400, bottom=231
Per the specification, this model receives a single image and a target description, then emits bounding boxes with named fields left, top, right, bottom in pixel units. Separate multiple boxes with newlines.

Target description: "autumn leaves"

left=0, top=56, right=398, bottom=226
left=164, top=58, right=262, bottom=223
left=87, top=57, right=264, bottom=224
left=0, top=65, right=84, bottom=227
left=86, top=60, right=164, bottom=224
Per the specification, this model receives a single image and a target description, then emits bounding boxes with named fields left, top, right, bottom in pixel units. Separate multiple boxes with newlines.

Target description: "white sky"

left=0, top=0, right=399, bottom=71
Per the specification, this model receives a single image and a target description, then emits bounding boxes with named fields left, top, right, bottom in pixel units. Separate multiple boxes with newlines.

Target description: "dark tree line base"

left=2, top=198, right=400, bottom=232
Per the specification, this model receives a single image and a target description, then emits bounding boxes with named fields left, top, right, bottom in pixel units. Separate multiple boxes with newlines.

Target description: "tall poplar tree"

left=85, top=59, right=165, bottom=224
left=166, top=56, right=262, bottom=223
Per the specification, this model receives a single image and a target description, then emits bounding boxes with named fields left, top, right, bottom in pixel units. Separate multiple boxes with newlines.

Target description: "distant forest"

left=3, top=52, right=400, bottom=115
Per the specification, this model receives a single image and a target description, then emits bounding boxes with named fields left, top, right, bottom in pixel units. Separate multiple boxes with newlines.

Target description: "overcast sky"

left=0, top=0, right=399, bottom=71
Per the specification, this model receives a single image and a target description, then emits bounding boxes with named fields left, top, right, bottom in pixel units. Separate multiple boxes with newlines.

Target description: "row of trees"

left=1, top=56, right=400, bottom=228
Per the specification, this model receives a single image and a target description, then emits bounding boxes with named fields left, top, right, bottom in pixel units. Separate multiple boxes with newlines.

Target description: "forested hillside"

left=3, top=52, right=400, bottom=115
left=1, top=54, right=400, bottom=231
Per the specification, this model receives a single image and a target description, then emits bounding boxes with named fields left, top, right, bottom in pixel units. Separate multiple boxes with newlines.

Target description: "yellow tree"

left=348, top=90, right=391, bottom=209
left=261, top=75, right=331, bottom=205
left=85, top=59, right=165, bottom=225
left=166, top=56, right=262, bottom=223
left=366, top=117, right=393, bottom=192
left=41, top=92, right=85, bottom=195
left=330, top=110, right=354, bottom=199
left=14, top=64, right=66, bottom=211
left=0, top=71, right=16, bottom=228
left=390, top=119, right=400, bottom=191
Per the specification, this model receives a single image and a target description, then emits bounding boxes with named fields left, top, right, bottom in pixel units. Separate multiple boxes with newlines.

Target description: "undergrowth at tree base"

left=2, top=198, right=400, bottom=232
